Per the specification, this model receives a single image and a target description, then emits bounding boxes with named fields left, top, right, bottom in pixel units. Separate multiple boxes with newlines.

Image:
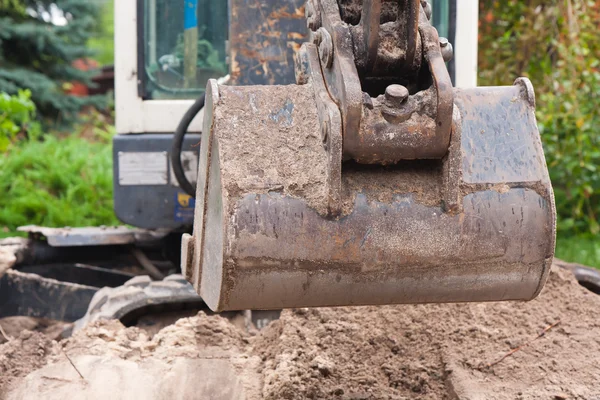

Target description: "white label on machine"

left=170, top=151, right=199, bottom=187
left=118, top=152, right=168, bottom=185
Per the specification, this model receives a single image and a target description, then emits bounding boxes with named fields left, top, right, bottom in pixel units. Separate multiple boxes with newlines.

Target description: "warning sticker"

left=175, top=192, right=195, bottom=222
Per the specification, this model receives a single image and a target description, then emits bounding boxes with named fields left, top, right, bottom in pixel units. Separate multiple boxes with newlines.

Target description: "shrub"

left=479, top=1, right=600, bottom=237
left=0, top=125, right=119, bottom=236
left=0, top=90, right=40, bottom=151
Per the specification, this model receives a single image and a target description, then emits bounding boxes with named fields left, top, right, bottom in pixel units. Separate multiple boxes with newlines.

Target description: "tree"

left=0, top=0, right=105, bottom=122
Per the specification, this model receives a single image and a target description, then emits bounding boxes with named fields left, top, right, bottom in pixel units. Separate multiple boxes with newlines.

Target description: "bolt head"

left=440, top=40, right=453, bottom=62
left=316, top=28, right=333, bottom=68
left=306, top=0, right=320, bottom=31
left=385, top=85, right=409, bottom=106
left=422, top=1, right=432, bottom=20
left=311, top=29, right=322, bottom=45
left=306, top=1, right=313, bottom=17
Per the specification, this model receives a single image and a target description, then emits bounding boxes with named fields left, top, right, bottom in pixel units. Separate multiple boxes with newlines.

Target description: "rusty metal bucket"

left=181, top=78, right=555, bottom=312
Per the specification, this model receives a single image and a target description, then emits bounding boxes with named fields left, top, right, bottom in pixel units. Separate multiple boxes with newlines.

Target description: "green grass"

left=0, top=131, right=119, bottom=238
left=555, top=234, right=600, bottom=269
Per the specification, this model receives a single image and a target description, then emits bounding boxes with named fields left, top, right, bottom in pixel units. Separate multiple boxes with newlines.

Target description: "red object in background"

left=90, top=65, right=115, bottom=96
left=66, top=59, right=115, bottom=97
left=67, top=59, right=100, bottom=96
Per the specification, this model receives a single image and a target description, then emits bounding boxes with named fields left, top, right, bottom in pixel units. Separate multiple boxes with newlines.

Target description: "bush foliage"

left=0, top=127, right=118, bottom=236
left=479, top=0, right=600, bottom=237
left=0, top=90, right=40, bottom=151
left=0, top=90, right=118, bottom=235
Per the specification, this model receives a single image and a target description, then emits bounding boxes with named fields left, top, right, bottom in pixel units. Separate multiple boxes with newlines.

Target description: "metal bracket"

left=296, top=43, right=343, bottom=216
left=311, top=0, right=364, bottom=161
left=307, top=0, right=453, bottom=164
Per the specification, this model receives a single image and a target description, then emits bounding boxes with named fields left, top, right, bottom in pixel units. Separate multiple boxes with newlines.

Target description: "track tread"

left=74, top=274, right=202, bottom=332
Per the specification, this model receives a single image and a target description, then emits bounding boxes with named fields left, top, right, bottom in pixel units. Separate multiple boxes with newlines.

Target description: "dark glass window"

left=142, top=0, right=228, bottom=99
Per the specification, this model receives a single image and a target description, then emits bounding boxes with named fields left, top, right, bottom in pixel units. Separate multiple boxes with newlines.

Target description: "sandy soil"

left=1, top=264, right=599, bottom=399
left=0, top=239, right=27, bottom=279
left=0, top=317, right=69, bottom=345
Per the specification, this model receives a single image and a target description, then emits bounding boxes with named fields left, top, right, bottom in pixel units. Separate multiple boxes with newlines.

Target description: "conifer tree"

left=0, top=0, right=105, bottom=121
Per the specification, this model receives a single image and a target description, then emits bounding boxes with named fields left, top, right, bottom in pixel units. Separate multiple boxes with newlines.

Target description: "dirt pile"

left=1, top=265, right=600, bottom=399
left=256, top=265, right=600, bottom=399
left=0, top=317, right=69, bottom=345
left=57, top=313, right=250, bottom=362
left=1, top=315, right=263, bottom=400
left=0, top=331, right=58, bottom=392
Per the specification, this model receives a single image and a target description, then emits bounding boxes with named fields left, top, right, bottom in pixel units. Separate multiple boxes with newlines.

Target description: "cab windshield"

left=142, top=0, right=228, bottom=99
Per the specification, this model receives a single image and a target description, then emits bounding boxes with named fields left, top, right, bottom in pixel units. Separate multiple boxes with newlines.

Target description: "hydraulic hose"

left=171, top=94, right=205, bottom=197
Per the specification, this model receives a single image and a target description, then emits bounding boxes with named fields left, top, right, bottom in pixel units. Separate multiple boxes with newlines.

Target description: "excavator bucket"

left=181, top=0, right=556, bottom=311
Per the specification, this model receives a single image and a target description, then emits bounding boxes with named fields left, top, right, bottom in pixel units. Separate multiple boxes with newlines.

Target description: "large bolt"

left=384, top=84, right=409, bottom=107
left=421, top=1, right=432, bottom=20
left=439, top=37, right=453, bottom=62
left=316, top=27, right=334, bottom=68
left=306, top=0, right=321, bottom=31
left=311, top=29, right=322, bottom=45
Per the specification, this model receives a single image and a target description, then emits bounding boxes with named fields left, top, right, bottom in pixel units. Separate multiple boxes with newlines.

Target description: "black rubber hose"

left=171, top=94, right=205, bottom=197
